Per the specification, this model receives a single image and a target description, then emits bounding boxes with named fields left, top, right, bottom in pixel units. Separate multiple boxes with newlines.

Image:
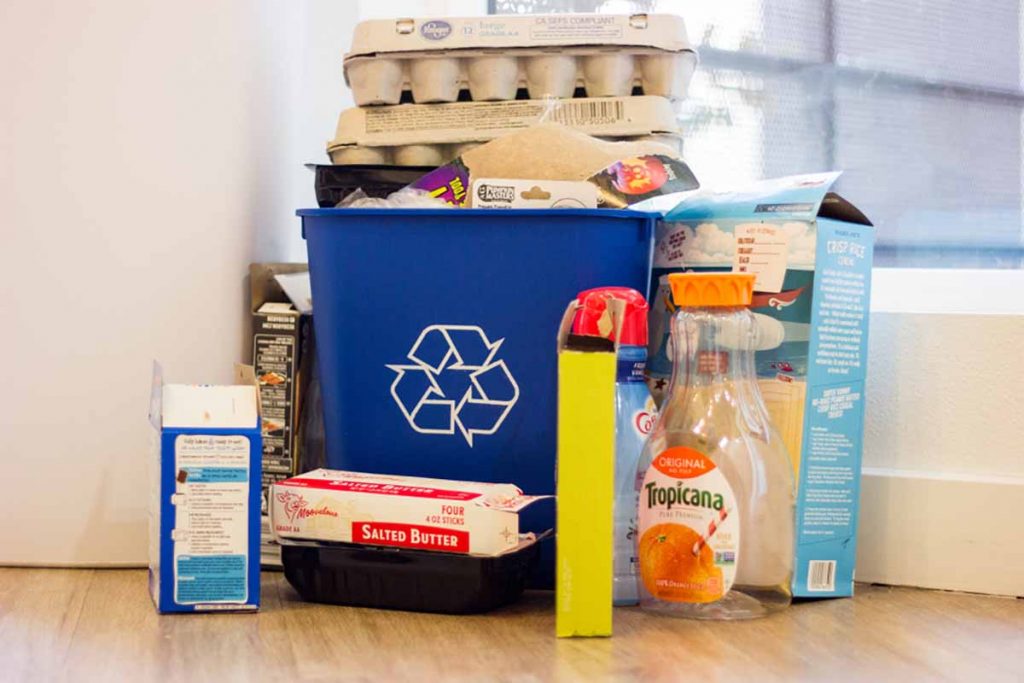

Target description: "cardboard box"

left=327, top=96, right=683, bottom=165
left=555, top=299, right=626, bottom=637
left=270, top=469, right=547, bottom=556
left=409, top=124, right=699, bottom=207
left=471, top=178, right=598, bottom=209
left=249, top=264, right=320, bottom=566
left=148, top=363, right=262, bottom=613
left=646, top=172, right=874, bottom=598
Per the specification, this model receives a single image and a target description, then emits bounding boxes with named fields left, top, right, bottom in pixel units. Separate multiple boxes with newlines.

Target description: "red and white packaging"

left=270, top=469, right=549, bottom=556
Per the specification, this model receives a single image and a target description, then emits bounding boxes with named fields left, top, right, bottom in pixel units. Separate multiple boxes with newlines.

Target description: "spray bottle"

left=572, top=287, right=656, bottom=605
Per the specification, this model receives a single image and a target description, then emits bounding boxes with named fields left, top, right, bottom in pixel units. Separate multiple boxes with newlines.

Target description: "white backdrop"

left=0, top=0, right=479, bottom=565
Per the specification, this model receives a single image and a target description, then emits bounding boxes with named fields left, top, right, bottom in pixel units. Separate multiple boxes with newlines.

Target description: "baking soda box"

left=148, top=363, right=262, bottom=613
left=271, top=469, right=548, bottom=556
left=647, top=172, right=874, bottom=598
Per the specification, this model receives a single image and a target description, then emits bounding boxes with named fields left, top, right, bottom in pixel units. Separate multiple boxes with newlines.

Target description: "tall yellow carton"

left=555, top=299, right=625, bottom=637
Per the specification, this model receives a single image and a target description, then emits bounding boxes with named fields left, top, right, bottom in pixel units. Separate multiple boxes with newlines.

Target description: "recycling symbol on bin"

left=386, top=325, right=520, bottom=446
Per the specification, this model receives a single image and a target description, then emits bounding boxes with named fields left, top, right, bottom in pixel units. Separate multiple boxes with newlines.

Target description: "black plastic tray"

left=281, top=539, right=540, bottom=614
left=309, top=164, right=434, bottom=207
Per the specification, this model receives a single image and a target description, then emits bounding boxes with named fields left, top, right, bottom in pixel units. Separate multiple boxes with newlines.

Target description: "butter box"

left=271, top=469, right=548, bottom=556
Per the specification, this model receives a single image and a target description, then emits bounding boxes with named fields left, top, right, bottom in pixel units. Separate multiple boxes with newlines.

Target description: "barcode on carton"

left=550, top=100, right=625, bottom=126
left=807, top=560, right=837, bottom=592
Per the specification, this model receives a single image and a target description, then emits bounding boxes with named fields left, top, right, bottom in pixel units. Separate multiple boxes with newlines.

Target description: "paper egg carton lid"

left=346, top=14, right=695, bottom=57
left=327, top=96, right=680, bottom=150
left=342, top=14, right=697, bottom=105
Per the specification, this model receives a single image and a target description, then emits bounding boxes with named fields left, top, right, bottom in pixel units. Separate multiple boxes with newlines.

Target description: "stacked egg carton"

left=328, top=13, right=697, bottom=167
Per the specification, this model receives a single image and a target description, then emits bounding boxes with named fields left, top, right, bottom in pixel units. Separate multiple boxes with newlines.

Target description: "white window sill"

left=871, top=267, right=1024, bottom=315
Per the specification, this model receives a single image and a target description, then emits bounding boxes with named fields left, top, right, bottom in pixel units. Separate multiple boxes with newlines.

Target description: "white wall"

left=0, top=0, right=484, bottom=566
left=855, top=269, right=1024, bottom=596
left=0, top=1, right=354, bottom=564
left=856, top=306, right=1024, bottom=596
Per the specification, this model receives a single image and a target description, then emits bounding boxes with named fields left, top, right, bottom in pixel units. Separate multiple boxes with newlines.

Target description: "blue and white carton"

left=646, top=172, right=874, bottom=598
left=148, top=363, right=262, bottom=613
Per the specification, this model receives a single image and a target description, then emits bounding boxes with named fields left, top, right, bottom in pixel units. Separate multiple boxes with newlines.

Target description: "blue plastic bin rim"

left=297, top=207, right=660, bottom=240
left=296, top=207, right=659, bottom=218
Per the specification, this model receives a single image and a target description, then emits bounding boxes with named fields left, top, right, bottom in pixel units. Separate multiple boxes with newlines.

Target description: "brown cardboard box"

left=249, top=263, right=318, bottom=566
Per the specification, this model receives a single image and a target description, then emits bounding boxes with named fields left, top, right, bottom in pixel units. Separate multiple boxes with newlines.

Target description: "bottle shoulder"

left=655, top=385, right=766, bottom=435
left=641, top=388, right=791, bottom=474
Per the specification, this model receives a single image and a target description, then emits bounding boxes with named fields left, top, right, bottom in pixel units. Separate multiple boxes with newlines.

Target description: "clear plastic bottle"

left=636, top=273, right=795, bottom=620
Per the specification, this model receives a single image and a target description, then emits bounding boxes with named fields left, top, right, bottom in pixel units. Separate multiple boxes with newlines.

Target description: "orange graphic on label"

left=638, top=523, right=724, bottom=603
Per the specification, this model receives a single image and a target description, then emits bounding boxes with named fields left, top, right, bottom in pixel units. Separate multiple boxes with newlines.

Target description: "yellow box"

left=555, top=300, right=622, bottom=638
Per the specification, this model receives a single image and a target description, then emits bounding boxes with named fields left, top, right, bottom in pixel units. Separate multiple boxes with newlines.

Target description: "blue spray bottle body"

left=613, top=343, right=656, bottom=605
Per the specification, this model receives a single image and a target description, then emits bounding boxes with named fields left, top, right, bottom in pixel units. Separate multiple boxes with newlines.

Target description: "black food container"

left=281, top=539, right=541, bottom=614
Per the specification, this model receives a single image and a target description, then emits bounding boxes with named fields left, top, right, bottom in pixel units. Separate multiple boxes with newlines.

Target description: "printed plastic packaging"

left=344, top=14, right=697, bottom=105
left=327, top=96, right=683, bottom=166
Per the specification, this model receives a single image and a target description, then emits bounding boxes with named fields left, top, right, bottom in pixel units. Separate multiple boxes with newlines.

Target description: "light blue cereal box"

left=647, top=172, right=874, bottom=598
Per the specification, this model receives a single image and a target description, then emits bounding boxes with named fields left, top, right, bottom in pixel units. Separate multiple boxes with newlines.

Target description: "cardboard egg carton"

left=344, top=13, right=697, bottom=105
left=327, top=96, right=683, bottom=166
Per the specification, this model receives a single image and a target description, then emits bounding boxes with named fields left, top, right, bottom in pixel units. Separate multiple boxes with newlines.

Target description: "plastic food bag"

left=336, top=186, right=451, bottom=208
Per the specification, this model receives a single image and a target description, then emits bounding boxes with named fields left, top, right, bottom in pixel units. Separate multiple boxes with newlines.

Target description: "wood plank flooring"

left=0, top=569, right=1019, bottom=681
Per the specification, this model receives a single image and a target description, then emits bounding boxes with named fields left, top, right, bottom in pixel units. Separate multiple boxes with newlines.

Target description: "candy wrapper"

left=588, top=154, right=698, bottom=208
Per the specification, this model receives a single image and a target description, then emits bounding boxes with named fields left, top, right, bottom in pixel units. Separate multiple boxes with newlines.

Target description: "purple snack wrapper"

left=408, top=159, right=471, bottom=207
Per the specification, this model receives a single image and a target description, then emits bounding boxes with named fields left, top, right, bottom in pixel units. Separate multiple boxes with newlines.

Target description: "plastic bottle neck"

left=655, top=305, right=774, bottom=439
left=674, top=306, right=756, bottom=389
left=651, top=307, right=765, bottom=440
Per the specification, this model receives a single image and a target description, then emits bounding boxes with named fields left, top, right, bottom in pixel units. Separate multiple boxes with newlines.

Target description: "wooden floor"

left=0, top=569, right=1020, bottom=682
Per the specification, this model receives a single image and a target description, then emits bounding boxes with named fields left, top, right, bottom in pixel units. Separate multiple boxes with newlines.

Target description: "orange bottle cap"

left=668, top=273, right=755, bottom=307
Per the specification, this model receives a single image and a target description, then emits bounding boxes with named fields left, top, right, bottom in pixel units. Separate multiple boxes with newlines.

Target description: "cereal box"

left=646, top=172, right=874, bottom=598
left=148, top=363, right=262, bottom=613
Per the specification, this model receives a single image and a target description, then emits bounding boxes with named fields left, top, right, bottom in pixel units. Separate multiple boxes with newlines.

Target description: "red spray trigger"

left=571, top=287, right=649, bottom=347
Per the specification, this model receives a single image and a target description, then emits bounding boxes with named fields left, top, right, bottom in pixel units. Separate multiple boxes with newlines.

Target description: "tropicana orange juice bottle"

left=636, top=273, right=795, bottom=619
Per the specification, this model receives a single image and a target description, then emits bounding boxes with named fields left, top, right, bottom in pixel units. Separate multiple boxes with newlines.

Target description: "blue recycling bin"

left=298, top=207, right=656, bottom=586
